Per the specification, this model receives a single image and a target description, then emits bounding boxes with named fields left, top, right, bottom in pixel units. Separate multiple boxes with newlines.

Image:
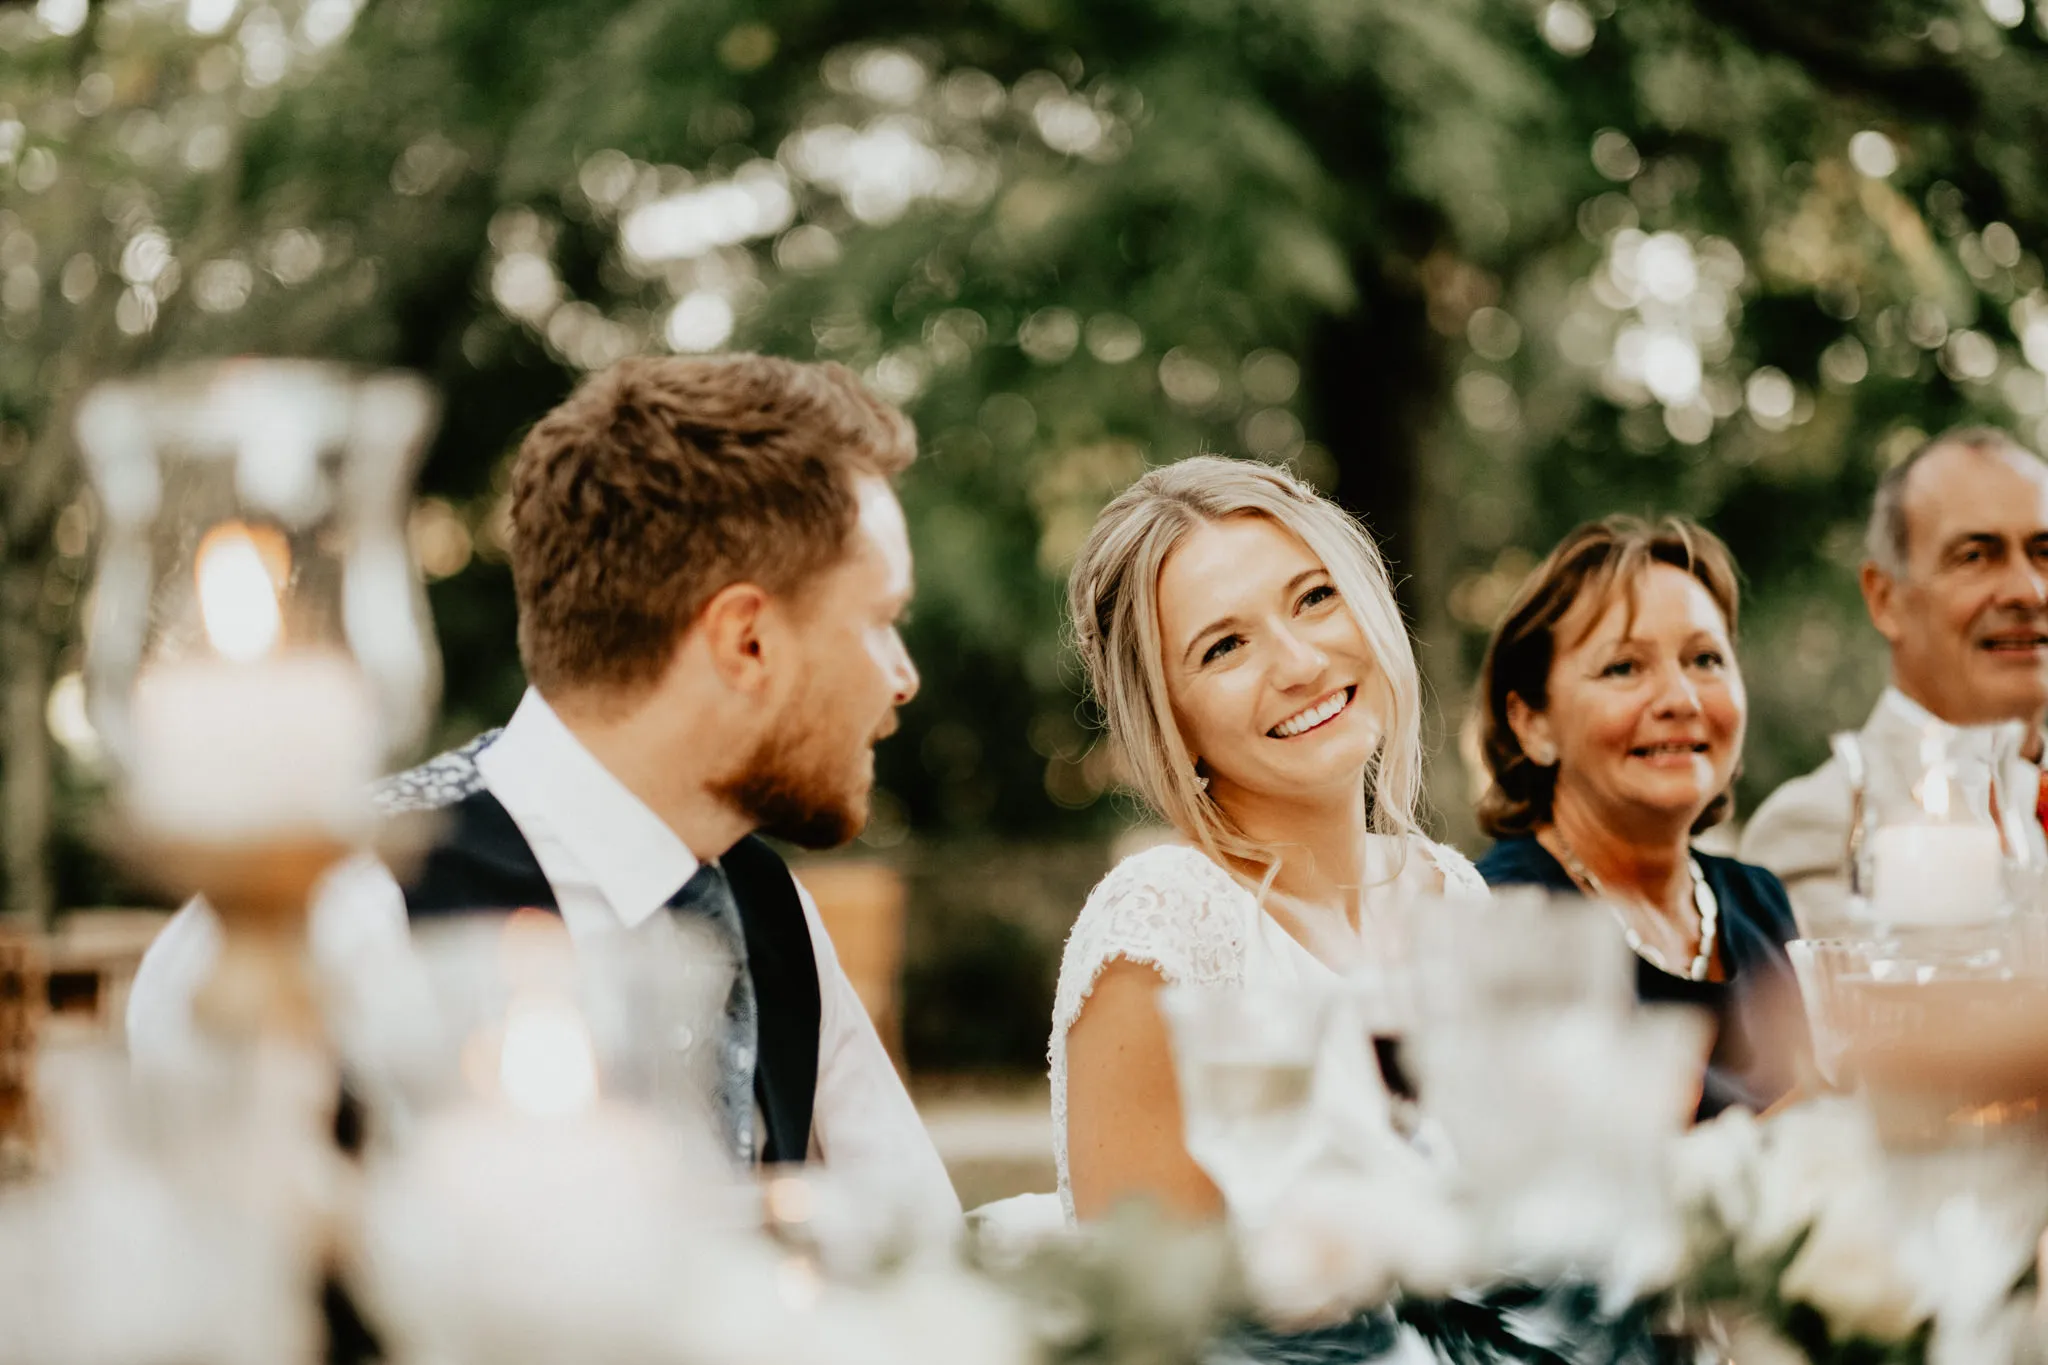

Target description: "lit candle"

left=125, top=521, right=377, bottom=845
left=1863, top=736, right=2008, bottom=926
left=357, top=991, right=725, bottom=1362
left=1867, top=824, right=2005, bottom=926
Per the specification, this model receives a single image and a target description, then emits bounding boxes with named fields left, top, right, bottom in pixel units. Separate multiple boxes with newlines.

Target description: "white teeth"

left=1271, top=690, right=1348, bottom=738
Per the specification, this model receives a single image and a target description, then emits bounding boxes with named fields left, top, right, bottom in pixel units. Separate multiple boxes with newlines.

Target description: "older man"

left=1741, top=427, right=2048, bottom=930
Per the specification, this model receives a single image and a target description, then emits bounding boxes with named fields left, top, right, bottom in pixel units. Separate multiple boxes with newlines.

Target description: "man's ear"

left=693, top=581, right=778, bottom=695
left=1860, top=560, right=1905, bottom=645
left=1504, top=692, right=1556, bottom=767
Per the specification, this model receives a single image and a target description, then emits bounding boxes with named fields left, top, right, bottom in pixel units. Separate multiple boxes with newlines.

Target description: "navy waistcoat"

left=396, top=788, right=821, bottom=1163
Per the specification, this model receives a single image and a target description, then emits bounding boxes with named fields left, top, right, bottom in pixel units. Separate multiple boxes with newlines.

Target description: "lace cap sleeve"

left=1047, top=843, right=1250, bottom=1222
left=1418, top=837, right=1489, bottom=898
left=1050, top=844, right=1248, bottom=1043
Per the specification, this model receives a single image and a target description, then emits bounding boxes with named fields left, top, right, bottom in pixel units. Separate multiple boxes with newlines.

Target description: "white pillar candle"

left=358, top=1100, right=704, bottom=1364
left=1866, top=823, right=2006, bottom=926
left=355, top=993, right=728, bottom=1363
left=122, top=519, right=379, bottom=845
left=127, top=653, right=378, bottom=844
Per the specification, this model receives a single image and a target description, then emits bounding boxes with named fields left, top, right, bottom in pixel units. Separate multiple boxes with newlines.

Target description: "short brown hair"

left=1474, top=515, right=1742, bottom=839
left=509, top=354, right=915, bottom=693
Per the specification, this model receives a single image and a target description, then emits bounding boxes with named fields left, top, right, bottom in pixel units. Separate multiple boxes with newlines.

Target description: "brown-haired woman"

left=1472, top=515, right=1800, bottom=1118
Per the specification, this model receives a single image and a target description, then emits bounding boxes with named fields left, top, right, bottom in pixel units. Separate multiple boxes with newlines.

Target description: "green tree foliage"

left=7, top=0, right=2048, bottom=909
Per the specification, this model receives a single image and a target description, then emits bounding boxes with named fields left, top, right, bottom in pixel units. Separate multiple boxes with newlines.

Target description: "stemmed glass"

left=1408, top=890, right=1697, bottom=1293
left=338, top=911, right=747, bottom=1365
left=1157, top=984, right=1333, bottom=1220
left=0, top=1047, right=325, bottom=1365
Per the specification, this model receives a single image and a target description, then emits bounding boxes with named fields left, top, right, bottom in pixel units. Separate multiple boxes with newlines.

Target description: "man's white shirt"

left=1876, top=683, right=2030, bottom=772
left=126, top=689, right=961, bottom=1225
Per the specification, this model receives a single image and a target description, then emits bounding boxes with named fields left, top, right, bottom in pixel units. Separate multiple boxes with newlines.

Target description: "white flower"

left=870, top=1265, right=1035, bottom=1365
left=1670, top=1106, right=1762, bottom=1234
left=663, top=1245, right=1034, bottom=1365
left=1686, top=1097, right=2048, bottom=1356
left=664, top=1239, right=820, bottom=1365
left=1900, top=1195, right=2040, bottom=1344
left=1779, top=1188, right=1930, bottom=1343
left=1930, top=1297, right=2033, bottom=1365
left=1722, top=1318, right=1810, bottom=1365
left=1740, top=1098, right=1885, bottom=1262
left=1238, top=1169, right=1469, bottom=1328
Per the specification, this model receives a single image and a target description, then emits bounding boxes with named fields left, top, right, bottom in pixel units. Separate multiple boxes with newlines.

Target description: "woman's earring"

left=1527, top=742, right=1557, bottom=767
left=1193, top=764, right=1210, bottom=793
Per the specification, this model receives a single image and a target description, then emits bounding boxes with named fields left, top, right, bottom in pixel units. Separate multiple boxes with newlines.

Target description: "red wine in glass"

left=1372, top=1034, right=1417, bottom=1102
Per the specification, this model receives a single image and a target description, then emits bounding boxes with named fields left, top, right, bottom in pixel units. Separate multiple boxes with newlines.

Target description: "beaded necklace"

left=1549, top=832, right=1719, bottom=982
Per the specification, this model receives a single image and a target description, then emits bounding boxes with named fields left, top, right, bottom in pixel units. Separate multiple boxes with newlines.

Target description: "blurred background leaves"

left=9, top=0, right=2048, bottom=1062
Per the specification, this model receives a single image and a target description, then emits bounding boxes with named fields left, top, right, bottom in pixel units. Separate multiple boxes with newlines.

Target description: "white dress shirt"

left=1877, top=684, right=2030, bottom=765
left=126, top=689, right=961, bottom=1226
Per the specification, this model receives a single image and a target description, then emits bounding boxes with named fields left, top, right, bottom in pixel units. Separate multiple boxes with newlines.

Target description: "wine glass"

left=339, top=912, right=749, bottom=1365
left=1157, top=984, right=1332, bottom=1220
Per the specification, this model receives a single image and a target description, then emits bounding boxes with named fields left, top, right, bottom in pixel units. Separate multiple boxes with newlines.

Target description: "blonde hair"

left=1067, top=456, right=1425, bottom=879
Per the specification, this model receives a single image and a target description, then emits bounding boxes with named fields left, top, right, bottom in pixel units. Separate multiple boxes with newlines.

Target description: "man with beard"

left=126, top=355, right=958, bottom=1218
left=1742, top=427, right=2048, bottom=931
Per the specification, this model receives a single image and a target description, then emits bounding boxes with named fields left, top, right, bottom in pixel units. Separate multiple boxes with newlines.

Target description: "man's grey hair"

left=1865, top=426, right=2046, bottom=576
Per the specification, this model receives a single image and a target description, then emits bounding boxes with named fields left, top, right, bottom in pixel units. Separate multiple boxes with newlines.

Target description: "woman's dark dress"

left=1475, top=835, right=1802, bottom=1120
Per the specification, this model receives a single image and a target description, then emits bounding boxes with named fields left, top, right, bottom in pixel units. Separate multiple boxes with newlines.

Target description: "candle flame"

left=194, top=522, right=287, bottom=662
left=499, top=996, right=599, bottom=1119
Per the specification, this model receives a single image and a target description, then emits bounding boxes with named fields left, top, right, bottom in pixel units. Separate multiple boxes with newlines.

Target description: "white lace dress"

left=1047, top=836, right=1487, bottom=1222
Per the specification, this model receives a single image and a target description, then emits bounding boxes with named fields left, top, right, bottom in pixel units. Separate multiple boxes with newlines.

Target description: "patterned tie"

left=670, top=863, right=757, bottom=1166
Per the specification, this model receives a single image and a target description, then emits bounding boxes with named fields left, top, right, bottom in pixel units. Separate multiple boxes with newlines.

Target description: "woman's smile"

left=1267, top=685, right=1356, bottom=739
left=1155, top=514, right=1386, bottom=802
left=1628, top=736, right=1712, bottom=768
left=1519, top=562, right=1746, bottom=823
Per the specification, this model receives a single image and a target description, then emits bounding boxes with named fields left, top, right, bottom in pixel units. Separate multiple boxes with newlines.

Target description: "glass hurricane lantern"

left=76, top=359, right=440, bottom=1046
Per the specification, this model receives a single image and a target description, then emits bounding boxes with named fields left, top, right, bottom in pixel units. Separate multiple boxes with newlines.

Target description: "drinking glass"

left=340, top=913, right=752, bottom=1365
left=1158, top=984, right=1332, bottom=1219
left=330, top=910, right=737, bottom=1154
left=0, top=1046, right=324, bottom=1365
left=1793, top=929, right=2048, bottom=1149
left=1412, top=887, right=1635, bottom=1025
left=1405, top=889, right=1696, bottom=1290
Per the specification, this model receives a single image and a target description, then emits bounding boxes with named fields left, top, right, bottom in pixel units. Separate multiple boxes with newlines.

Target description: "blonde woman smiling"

left=1052, top=457, right=1484, bottom=1223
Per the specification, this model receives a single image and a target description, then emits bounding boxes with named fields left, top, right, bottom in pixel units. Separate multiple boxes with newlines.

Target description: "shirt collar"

left=1878, top=684, right=2033, bottom=768
left=1880, top=684, right=1944, bottom=734
left=475, top=688, right=700, bottom=929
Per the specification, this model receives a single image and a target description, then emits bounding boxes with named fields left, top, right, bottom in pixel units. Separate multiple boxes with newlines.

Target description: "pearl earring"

left=1527, top=743, right=1556, bottom=767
